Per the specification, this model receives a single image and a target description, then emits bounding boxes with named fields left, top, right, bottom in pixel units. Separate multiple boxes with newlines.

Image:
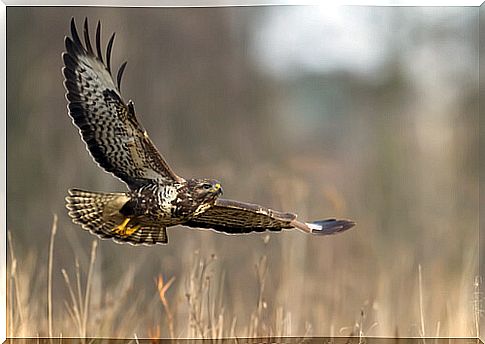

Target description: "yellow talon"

left=124, top=224, right=141, bottom=236
left=112, top=218, right=141, bottom=237
left=112, top=217, right=131, bottom=235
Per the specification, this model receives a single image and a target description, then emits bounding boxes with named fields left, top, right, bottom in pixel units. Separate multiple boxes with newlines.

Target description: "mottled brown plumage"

left=63, top=18, right=355, bottom=246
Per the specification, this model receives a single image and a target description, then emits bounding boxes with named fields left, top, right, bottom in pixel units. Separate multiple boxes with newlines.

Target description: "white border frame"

left=1, top=0, right=484, bottom=6
left=2, top=1, right=6, bottom=342
left=1, top=1, right=482, bottom=342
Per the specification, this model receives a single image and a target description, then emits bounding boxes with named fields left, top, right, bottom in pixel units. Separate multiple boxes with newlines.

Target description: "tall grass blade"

left=82, top=240, right=98, bottom=337
left=47, top=214, right=58, bottom=337
left=419, top=264, right=426, bottom=343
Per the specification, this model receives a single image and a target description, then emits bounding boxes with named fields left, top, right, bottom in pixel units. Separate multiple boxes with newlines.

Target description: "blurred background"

left=7, top=6, right=479, bottom=338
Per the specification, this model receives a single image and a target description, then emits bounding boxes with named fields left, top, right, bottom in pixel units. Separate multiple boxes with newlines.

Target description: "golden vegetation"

left=6, top=6, right=480, bottom=339
left=6, top=215, right=481, bottom=338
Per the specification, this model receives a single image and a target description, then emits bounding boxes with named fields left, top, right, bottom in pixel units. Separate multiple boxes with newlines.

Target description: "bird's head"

left=187, top=178, right=223, bottom=203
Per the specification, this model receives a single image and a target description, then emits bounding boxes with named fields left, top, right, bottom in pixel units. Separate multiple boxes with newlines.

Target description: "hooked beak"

left=213, top=183, right=223, bottom=195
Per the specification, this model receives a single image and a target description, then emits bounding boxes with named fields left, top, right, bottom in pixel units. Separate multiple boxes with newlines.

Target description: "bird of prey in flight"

left=63, top=18, right=355, bottom=245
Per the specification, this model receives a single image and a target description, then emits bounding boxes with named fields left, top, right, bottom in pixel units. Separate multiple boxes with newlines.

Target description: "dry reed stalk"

left=275, top=307, right=289, bottom=337
left=148, top=324, right=161, bottom=340
left=418, top=264, right=425, bottom=340
left=206, top=271, right=226, bottom=339
left=228, top=317, right=236, bottom=338
left=47, top=214, right=58, bottom=338
left=156, top=274, right=176, bottom=338
left=473, top=276, right=481, bottom=338
left=61, top=240, right=97, bottom=337
left=82, top=240, right=98, bottom=336
left=7, top=230, right=23, bottom=335
left=435, top=321, right=440, bottom=342
left=206, top=276, right=212, bottom=335
left=8, top=250, right=15, bottom=337
left=250, top=255, right=268, bottom=337
left=134, top=332, right=140, bottom=344
left=358, top=309, right=365, bottom=344
left=303, top=322, right=313, bottom=338
left=185, top=252, right=212, bottom=338
left=61, top=268, right=82, bottom=333
left=184, top=252, right=228, bottom=339
left=75, top=259, right=83, bottom=321
left=214, top=270, right=226, bottom=339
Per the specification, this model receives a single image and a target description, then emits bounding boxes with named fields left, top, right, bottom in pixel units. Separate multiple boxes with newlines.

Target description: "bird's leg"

left=124, top=224, right=141, bottom=236
left=112, top=217, right=131, bottom=235
left=112, top=218, right=142, bottom=237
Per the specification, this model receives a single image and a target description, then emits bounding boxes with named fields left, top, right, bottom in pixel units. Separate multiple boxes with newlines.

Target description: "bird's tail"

left=65, top=188, right=168, bottom=245
left=66, top=188, right=130, bottom=235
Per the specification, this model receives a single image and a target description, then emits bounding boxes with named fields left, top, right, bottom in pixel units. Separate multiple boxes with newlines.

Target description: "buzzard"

left=63, top=18, right=355, bottom=245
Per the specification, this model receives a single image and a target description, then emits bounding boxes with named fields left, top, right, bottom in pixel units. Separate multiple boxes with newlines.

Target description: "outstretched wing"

left=185, top=198, right=355, bottom=235
left=63, top=18, right=184, bottom=189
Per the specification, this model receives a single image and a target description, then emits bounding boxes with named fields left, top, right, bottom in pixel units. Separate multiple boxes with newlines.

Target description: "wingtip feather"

left=70, top=17, right=83, bottom=48
left=308, top=219, right=355, bottom=235
left=83, top=17, right=94, bottom=54
left=96, top=20, right=103, bottom=62
left=117, top=61, right=127, bottom=91
left=106, top=32, right=116, bottom=73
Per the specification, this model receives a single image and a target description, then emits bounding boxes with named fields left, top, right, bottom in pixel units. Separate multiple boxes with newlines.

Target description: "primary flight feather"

left=63, top=18, right=355, bottom=245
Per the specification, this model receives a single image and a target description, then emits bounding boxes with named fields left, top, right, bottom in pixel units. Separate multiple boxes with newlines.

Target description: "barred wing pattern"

left=63, top=18, right=356, bottom=245
left=63, top=18, right=183, bottom=189
left=66, top=189, right=168, bottom=245
left=186, top=199, right=355, bottom=235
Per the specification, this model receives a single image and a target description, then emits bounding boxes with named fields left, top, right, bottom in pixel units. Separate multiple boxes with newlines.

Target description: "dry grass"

left=6, top=214, right=480, bottom=339
left=473, top=276, right=482, bottom=338
left=48, top=214, right=58, bottom=338
left=6, top=5, right=479, bottom=339
left=60, top=240, right=97, bottom=337
left=6, top=218, right=300, bottom=338
left=156, top=274, right=175, bottom=338
left=418, top=264, right=425, bottom=339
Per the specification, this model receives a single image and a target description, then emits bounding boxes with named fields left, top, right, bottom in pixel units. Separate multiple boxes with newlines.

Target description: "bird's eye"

left=202, top=183, right=212, bottom=190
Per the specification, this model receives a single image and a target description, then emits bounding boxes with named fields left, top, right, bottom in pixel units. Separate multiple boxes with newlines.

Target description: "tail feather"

left=66, top=188, right=128, bottom=234
left=66, top=188, right=168, bottom=245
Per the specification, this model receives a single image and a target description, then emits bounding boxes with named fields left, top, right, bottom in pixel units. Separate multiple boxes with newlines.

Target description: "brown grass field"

left=6, top=6, right=481, bottom=339
left=6, top=211, right=479, bottom=338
